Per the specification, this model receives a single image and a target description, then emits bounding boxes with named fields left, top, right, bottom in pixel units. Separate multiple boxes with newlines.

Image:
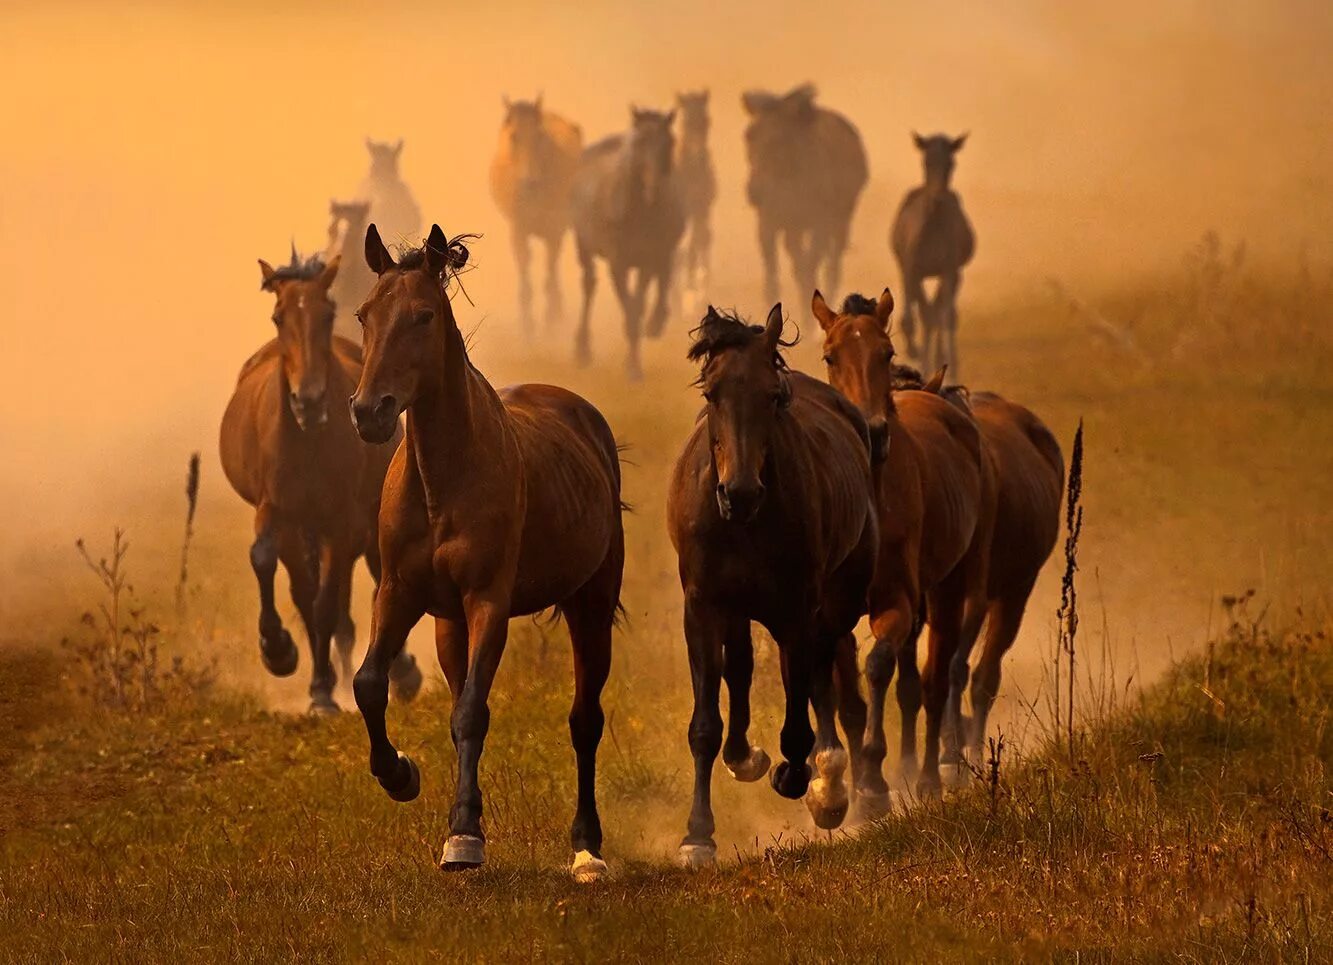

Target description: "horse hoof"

left=646, top=313, right=668, bottom=339
left=724, top=745, right=771, bottom=783
left=380, top=753, right=420, bottom=803
left=770, top=760, right=811, bottom=800
left=389, top=654, right=423, bottom=704
left=804, top=748, right=850, bottom=830
left=856, top=789, right=894, bottom=821
left=441, top=834, right=486, bottom=871
left=259, top=631, right=299, bottom=678
left=939, top=762, right=970, bottom=789
left=677, top=842, right=716, bottom=870
left=898, top=755, right=920, bottom=785
left=308, top=696, right=340, bottom=717
left=915, top=773, right=943, bottom=800
left=571, top=850, right=608, bottom=883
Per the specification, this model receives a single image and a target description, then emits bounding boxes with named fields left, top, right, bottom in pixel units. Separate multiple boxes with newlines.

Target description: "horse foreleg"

left=934, top=270, right=962, bottom=380
left=784, top=229, right=815, bottom=307
left=277, top=526, right=320, bottom=693
left=721, top=620, right=768, bottom=782
left=805, top=641, right=851, bottom=829
left=309, top=538, right=353, bottom=714
left=352, top=576, right=426, bottom=802
left=901, top=269, right=928, bottom=360
left=770, top=638, right=815, bottom=800
left=758, top=211, right=779, bottom=305
left=646, top=250, right=673, bottom=340
left=612, top=261, right=643, bottom=381
left=251, top=505, right=297, bottom=677
left=678, top=594, right=727, bottom=869
left=575, top=240, right=596, bottom=367
left=832, top=633, right=867, bottom=793
left=919, top=572, right=969, bottom=798
left=544, top=231, right=565, bottom=329
left=860, top=592, right=917, bottom=816
left=512, top=228, right=533, bottom=334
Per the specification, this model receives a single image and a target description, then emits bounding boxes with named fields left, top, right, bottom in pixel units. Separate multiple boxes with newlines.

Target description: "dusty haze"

left=2, top=0, right=1330, bottom=628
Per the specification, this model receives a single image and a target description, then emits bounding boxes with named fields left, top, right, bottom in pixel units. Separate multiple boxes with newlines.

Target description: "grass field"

left=1, top=258, right=1331, bottom=961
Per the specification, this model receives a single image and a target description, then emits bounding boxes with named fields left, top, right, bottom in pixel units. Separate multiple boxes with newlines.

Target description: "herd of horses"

left=217, top=86, right=1059, bottom=882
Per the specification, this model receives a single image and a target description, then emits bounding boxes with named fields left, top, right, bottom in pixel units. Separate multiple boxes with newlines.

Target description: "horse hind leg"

left=574, top=239, right=596, bottom=367
left=968, top=583, right=1033, bottom=758
left=308, top=538, right=355, bottom=715
left=512, top=228, right=534, bottom=334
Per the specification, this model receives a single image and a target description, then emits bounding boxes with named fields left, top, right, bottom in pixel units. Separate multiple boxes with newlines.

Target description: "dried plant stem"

left=1057, top=419, right=1085, bottom=762
left=176, top=452, right=201, bottom=617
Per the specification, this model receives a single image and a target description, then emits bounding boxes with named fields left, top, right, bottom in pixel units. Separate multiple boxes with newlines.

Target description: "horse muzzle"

left=716, top=480, right=765, bottom=523
left=349, top=393, right=400, bottom=444
left=289, top=391, right=328, bottom=431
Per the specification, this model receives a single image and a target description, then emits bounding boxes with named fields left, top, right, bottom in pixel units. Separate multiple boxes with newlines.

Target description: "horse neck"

left=677, top=129, right=708, bottom=165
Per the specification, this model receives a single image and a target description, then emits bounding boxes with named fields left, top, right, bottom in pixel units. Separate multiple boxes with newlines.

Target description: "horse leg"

left=512, top=228, right=533, bottom=334
left=901, top=269, right=927, bottom=361
left=334, top=564, right=356, bottom=686
left=575, top=239, right=596, bottom=367
left=276, top=526, right=320, bottom=691
left=943, top=595, right=988, bottom=768
left=825, top=217, right=851, bottom=301
left=611, top=261, right=643, bottom=381
left=678, top=593, right=727, bottom=868
left=308, top=537, right=353, bottom=714
left=933, top=269, right=962, bottom=379
left=770, top=636, right=815, bottom=800
left=544, top=231, right=565, bottom=328
left=758, top=211, right=779, bottom=305
left=832, top=633, right=867, bottom=794
left=251, top=505, right=297, bottom=677
left=805, top=641, right=851, bottom=829
left=895, top=612, right=925, bottom=783
left=646, top=250, right=673, bottom=339
left=352, top=578, right=426, bottom=803
left=721, top=620, right=769, bottom=782
left=969, top=582, right=1033, bottom=759
left=859, top=592, right=917, bottom=817
left=441, top=593, right=512, bottom=871
left=919, top=571, right=969, bottom=798
left=560, top=536, right=621, bottom=882
left=784, top=229, right=815, bottom=306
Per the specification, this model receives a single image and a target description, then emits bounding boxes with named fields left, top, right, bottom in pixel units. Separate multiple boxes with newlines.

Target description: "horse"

left=489, top=95, right=583, bottom=332
left=742, top=84, right=868, bottom=305
left=324, top=199, right=374, bottom=340
left=570, top=106, right=686, bottom=380
left=673, top=90, right=717, bottom=317
left=669, top=304, right=878, bottom=866
left=219, top=249, right=422, bottom=713
left=890, top=133, right=976, bottom=378
left=348, top=223, right=625, bottom=882
left=357, top=138, right=422, bottom=247
left=813, top=289, right=995, bottom=806
left=891, top=373, right=1064, bottom=768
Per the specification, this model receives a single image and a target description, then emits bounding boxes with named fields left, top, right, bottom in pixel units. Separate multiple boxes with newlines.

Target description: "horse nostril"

left=378, top=395, right=397, bottom=414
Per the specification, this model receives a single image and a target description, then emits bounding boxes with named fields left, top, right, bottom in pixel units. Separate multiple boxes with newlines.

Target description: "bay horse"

left=219, top=250, right=422, bottom=713
left=570, top=106, right=686, bottom=380
left=813, top=289, right=994, bottom=807
left=891, top=133, right=976, bottom=378
left=349, top=223, right=625, bottom=882
left=891, top=374, right=1064, bottom=768
left=742, top=84, right=868, bottom=305
left=669, top=304, right=877, bottom=866
left=357, top=138, right=421, bottom=247
left=673, top=90, right=716, bottom=317
left=489, top=95, right=583, bottom=332
left=324, top=199, right=373, bottom=340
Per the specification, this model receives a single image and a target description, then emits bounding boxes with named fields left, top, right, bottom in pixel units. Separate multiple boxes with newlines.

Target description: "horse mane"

left=391, top=233, right=477, bottom=273
left=686, top=308, right=796, bottom=365
left=262, top=250, right=326, bottom=291
left=839, top=293, right=878, bottom=317
left=891, top=362, right=973, bottom=411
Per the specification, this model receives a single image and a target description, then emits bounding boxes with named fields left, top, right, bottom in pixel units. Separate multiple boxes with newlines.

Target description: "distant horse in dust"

left=324, top=199, right=373, bottom=340
left=674, top=89, right=717, bottom=316
left=814, top=289, right=994, bottom=806
left=570, top=107, right=686, bottom=380
left=219, top=249, right=421, bottom=713
left=891, top=133, right=976, bottom=378
left=742, top=84, right=868, bottom=304
left=349, top=224, right=625, bottom=881
left=890, top=370, right=1064, bottom=769
left=358, top=138, right=421, bottom=247
left=489, top=95, right=583, bottom=332
left=669, top=305, right=877, bottom=865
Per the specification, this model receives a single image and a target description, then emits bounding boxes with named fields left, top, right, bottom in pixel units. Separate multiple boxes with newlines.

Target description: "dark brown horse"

left=742, top=84, right=868, bottom=305
left=325, top=200, right=374, bottom=340
left=349, top=224, right=625, bottom=882
left=891, top=133, right=976, bottom=378
left=219, top=250, right=421, bottom=712
left=673, top=90, right=716, bottom=316
left=814, top=290, right=994, bottom=806
left=570, top=107, right=686, bottom=380
left=489, top=95, right=583, bottom=331
left=669, top=305, right=877, bottom=866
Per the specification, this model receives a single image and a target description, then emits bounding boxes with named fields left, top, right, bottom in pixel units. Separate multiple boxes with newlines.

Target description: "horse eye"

left=271, top=313, right=282, bottom=326
left=354, top=310, right=364, bottom=326
left=414, top=309, right=434, bottom=326
left=821, top=353, right=833, bottom=365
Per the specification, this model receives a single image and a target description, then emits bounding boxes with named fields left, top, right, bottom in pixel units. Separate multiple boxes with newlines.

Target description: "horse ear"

left=393, top=139, right=404, bottom=157
left=317, top=254, right=341, bottom=290
left=811, top=290, right=837, bottom=332
left=763, top=303, right=785, bottom=349
left=365, top=224, right=395, bottom=275
left=666, top=109, right=677, bottom=126
left=875, top=288, right=895, bottom=329
left=951, top=132, right=969, bottom=152
left=365, top=136, right=374, bottom=153
left=424, top=225, right=449, bottom=276
left=924, top=365, right=948, bottom=393
left=741, top=91, right=770, bottom=116
left=912, top=131, right=927, bottom=150
left=258, top=259, right=277, bottom=290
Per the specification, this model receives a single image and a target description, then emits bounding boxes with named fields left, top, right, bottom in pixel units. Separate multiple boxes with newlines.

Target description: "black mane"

left=839, top=292, right=878, bottom=317
left=687, top=308, right=795, bottom=364
left=261, top=250, right=326, bottom=291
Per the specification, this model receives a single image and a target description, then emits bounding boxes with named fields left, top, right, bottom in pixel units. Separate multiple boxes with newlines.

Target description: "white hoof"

left=725, top=745, right=771, bottom=783
left=677, top=843, right=717, bottom=870
left=804, top=748, right=850, bottom=830
left=856, top=788, right=895, bottom=821
left=940, top=762, right=970, bottom=789
left=440, top=834, right=486, bottom=871
left=571, top=850, right=608, bottom=883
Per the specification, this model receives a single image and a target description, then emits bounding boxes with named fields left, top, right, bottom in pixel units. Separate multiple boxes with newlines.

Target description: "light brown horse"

left=814, top=290, right=994, bottom=806
left=349, top=224, right=625, bottom=882
left=742, top=84, right=868, bottom=304
left=669, top=305, right=877, bottom=865
left=891, top=133, right=976, bottom=378
left=324, top=200, right=374, bottom=341
left=489, top=95, right=583, bottom=332
left=358, top=138, right=421, bottom=247
left=673, top=90, right=716, bottom=315
left=219, top=250, right=421, bottom=712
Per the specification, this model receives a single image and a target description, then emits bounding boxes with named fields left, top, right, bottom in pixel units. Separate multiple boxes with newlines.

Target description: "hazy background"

left=2, top=0, right=1330, bottom=655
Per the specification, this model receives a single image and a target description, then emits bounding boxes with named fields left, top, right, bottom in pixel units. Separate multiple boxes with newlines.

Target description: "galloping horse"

left=349, top=224, right=625, bottom=881
left=814, top=290, right=994, bottom=806
left=742, top=84, right=868, bottom=304
left=219, top=250, right=421, bottom=713
left=669, top=305, right=877, bottom=865
left=357, top=138, right=421, bottom=247
left=324, top=200, right=373, bottom=340
left=570, top=107, right=685, bottom=380
left=673, top=90, right=716, bottom=316
left=489, top=95, right=583, bottom=331
left=891, top=133, right=976, bottom=377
